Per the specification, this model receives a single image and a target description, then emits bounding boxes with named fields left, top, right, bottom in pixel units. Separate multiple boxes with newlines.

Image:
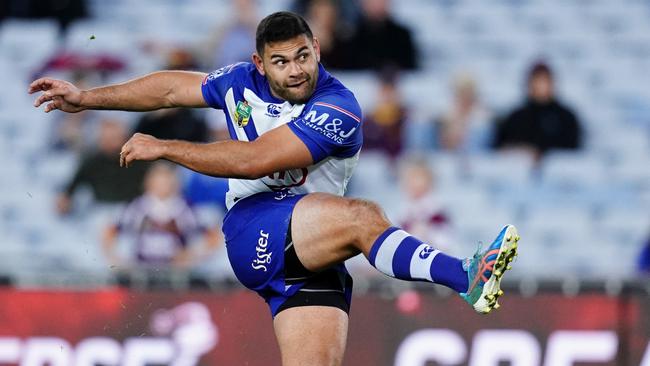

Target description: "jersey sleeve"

left=288, top=93, right=363, bottom=163
left=201, top=62, right=247, bottom=110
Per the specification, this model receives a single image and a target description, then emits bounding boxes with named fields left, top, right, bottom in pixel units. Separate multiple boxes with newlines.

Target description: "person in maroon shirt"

left=397, top=156, right=456, bottom=255
left=102, top=162, right=220, bottom=270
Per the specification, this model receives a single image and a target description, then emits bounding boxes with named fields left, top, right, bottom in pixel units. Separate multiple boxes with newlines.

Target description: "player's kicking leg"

left=290, top=193, right=520, bottom=313
left=223, top=191, right=519, bottom=366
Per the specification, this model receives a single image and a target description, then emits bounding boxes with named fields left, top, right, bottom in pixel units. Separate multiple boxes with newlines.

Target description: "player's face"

left=253, top=34, right=321, bottom=104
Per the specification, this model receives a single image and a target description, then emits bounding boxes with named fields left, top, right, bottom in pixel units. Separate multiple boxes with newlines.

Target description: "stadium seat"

left=595, top=207, right=650, bottom=247
left=524, top=205, right=594, bottom=235
left=540, top=151, right=608, bottom=189
left=464, top=151, right=535, bottom=189
left=427, top=152, right=461, bottom=191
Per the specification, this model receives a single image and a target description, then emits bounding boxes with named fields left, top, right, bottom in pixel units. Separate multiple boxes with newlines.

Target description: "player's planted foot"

left=460, top=224, right=519, bottom=314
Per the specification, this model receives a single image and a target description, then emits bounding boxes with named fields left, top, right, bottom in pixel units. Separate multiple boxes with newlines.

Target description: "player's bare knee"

left=347, top=198, right=390, bottom=246
left=349, top=198, right=388, bottom=224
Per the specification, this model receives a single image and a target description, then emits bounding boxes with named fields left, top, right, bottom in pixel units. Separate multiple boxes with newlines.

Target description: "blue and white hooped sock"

left=368, top=227, right=469, bottom=293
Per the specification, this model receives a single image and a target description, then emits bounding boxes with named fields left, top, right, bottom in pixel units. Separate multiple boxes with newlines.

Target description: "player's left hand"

left=119, top=133, right=166, bottom=167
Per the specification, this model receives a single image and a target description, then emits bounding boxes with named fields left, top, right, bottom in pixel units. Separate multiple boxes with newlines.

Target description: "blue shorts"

left=222, top=191, right=352, bottom=316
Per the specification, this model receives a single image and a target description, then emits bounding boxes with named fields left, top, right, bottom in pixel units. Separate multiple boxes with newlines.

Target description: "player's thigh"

left=273, top=306, right=348, bottom=366
left=290, top=193, right=390, bottom=272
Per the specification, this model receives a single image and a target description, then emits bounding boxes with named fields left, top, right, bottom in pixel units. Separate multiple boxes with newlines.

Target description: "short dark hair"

left=255, top=11, right=313, bottom=56
left=528, top=61, right=553, bottom=81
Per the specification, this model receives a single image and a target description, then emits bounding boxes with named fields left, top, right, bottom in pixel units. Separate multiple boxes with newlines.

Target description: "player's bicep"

left=248, top=124, right=314, bottom=177
left=168, top=71, right=209, bottom=108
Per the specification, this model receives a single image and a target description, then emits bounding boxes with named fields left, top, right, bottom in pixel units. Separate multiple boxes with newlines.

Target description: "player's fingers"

left=123, top=150, right=136, bottom=168
left=34, top=92, right=54, bottom=107
left=28, top=78, right=55, bottom=94
left=121, top=150, right=128, bottom=167
left=35, top=87, right=68, bottom=107
left=120, top=142, right=135, bottom=167
left=28, top=79, right=48, bottom=94
left=119, top=146, right=127, bottom=167
left=44, top=101, right=59, bottom=113
left=121, top=140, right=132, bottom=153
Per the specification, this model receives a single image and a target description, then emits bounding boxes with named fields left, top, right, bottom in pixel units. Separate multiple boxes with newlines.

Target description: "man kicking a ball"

left=30, top=12, right=519, bottom=366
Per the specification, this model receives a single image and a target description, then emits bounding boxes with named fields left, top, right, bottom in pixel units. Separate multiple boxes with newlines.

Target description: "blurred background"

left=0, top=0, right=649, bottom=365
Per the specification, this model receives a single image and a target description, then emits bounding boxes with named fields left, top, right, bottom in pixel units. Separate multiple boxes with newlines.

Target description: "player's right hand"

left=28, top=77, right=85, bottom=113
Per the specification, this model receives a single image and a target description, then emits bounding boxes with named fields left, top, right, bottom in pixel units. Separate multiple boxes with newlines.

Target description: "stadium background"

left=1, top=0, right=649, bottom=365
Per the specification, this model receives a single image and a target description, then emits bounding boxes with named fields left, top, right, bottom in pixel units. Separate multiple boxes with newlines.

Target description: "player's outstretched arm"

left=29, top=71, right=208, bottom=113
left=119, top=124, right=313, bottom=179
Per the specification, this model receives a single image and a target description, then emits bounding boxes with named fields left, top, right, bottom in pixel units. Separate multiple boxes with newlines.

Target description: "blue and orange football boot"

left=460, top=224, right=520, bottom=314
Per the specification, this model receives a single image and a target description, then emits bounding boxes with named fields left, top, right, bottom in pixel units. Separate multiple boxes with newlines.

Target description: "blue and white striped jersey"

left=201, top=62, right=363, bottom=210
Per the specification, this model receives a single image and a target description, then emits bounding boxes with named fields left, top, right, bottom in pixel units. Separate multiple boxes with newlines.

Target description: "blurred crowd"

left=2, top=0, right=649, bottom=283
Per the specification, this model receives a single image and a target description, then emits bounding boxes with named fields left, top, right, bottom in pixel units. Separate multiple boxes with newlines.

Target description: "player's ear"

left=312, top=37, right=321, bottom=63
left=252, top=53, right=265, bottom=76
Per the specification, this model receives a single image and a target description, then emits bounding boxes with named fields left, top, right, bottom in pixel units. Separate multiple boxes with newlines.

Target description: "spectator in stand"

left=396, top=155, right=456, bottom=254
left=303, top=0, right=354, bottom=69
left=57, top=117, right=148, bottom=215
left=347, top=0, right=418, bottom=70
left=493, top=61, right=583, bottom=160
left=102, top=162, right=221, bottom=271
left=435, top=72, right=493, bottom=153
left=362, top=69, right=408, bottom=159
